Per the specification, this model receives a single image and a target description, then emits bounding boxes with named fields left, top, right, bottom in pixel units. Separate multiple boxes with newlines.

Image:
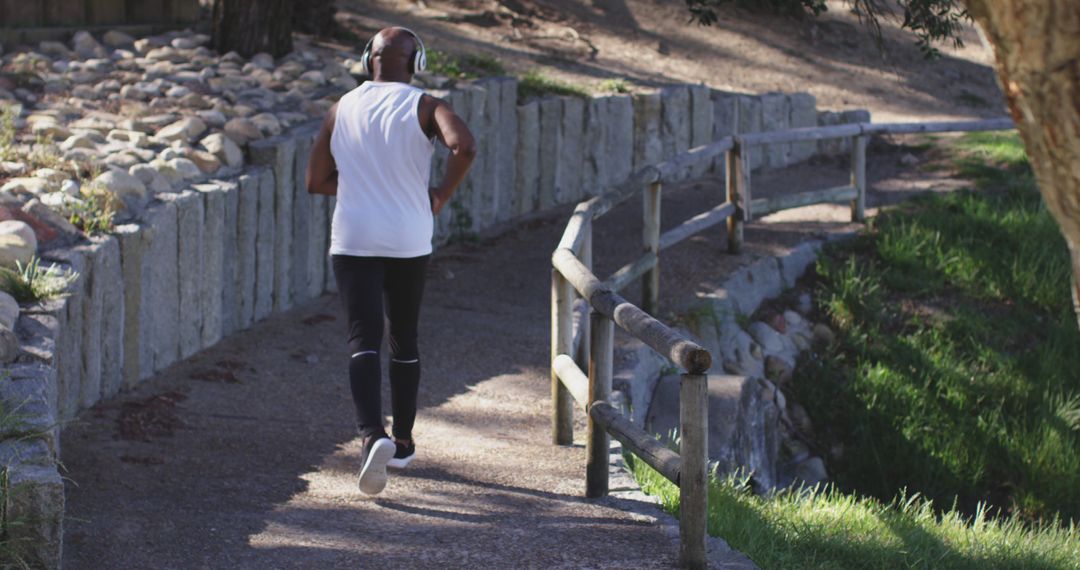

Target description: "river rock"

left=183, top=149, right=221, bottom=174
left=128, top=163, right=171, bottom=194
left=200, top=133, right=243, bottom=169
left=72, top=31, right=107, bottom=59
left=102, top=30, right=135, bottom=48
left=93, top=170, right=146, bottom=210
left=30, top=121, right=70, bottom=140
left=812, top=323, right=835, bottom=346
left=155, top=116, right=207, bottom=143
left=0, top=220, right=37, bottom=267
left=1, top=178, right=49, bottom=197
left=223, top=117, right=262, bottom=145
left=250, top=113, right=282, bottom=137
left=168, top=158, right=202, bottom=180
left=0, top=291, right=17, bottom=329
left=0, top=326, right=17, bottom=363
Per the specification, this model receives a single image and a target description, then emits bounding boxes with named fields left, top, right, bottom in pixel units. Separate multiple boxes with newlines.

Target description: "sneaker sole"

left=358, top=438, right=396, bottom=495
left=387, top=453, right=415, bottom=469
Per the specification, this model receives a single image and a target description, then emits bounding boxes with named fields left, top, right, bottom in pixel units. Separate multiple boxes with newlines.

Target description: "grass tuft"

left=598, top=78, right=631, bottom=94
left=0, top=257, right=79, bottom=304
left=425, top=50, right=505, bottom=80
left=517, top=70, right=589, bottom=103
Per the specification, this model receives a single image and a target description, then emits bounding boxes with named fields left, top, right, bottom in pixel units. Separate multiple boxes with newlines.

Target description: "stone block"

left=73, top=240, right=105, bottom=411
left=193, top=183, right=225, bottom=349
left=139, top=201, right=179, bottom=375
left=236, top=172, right=259, bottom=329
left=660, top=85, right=691, bottom=176
left=537, top=97, right=561, bottom=210
left=220, top=179, right=240, bottom=336
left=735, top=95, right=764, bottom=171
left=612, top=337, right=667, bottom=426
left=254, top=169, right=276, bottom=321
left=688, top=84, right=714, bottom=178
left=514, top=101, right=540, bottom=215
left=324, top=196, right=337, bottom=294
left=711, top=90, right=739, bottom=175
left=94, top=235, right=124, bottom=400
left=430, top=141, right=451, bottom=245
left=582, top=96, right=607, bottom=197
left=458, top=86, right=486, bottom=231
left=291, top=128, right=315, bottom=304
left=113, top=224, right=147, bottom=387
left=760, top=92, right=790, bottom=169
left=162, top=190, right=204, bottom=360
left=606, top=94, right=634, bottom=186
left=777, top=240, right=822, bottom=288
left=633, top=91, right=662, bottom=172
left=557, top=96, right=585, bottom=205
left=815, top=110, right=846, bottom=156
left=249, top=136, right=296, bottom=312
left=1, top=362, right=59, bottom=452
left=13, top=312, right=58, bottom=391
left=495, top=78, right=519, bottom=222
left=788, top=92, right=817, bottom=164
left=43, top=249, right=84, bottom=422
left=473, top=80, right=500, bottom=228
left=5, top=463, right=64, bottom=570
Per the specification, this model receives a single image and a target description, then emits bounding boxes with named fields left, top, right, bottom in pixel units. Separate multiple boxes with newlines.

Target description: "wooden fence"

left=0, top=0, right=199, bottom=43
left=550, top=116, right=1014, bottom=569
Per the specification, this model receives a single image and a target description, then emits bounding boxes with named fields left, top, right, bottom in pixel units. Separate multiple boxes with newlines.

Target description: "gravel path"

left=60, top=139, right=964, bottom=569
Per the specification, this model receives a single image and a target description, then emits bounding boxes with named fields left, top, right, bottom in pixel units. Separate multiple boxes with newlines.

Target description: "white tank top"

left=330, top=81, right=434, bottom=258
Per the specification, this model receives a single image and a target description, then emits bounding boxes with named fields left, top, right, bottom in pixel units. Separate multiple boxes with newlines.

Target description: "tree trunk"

left=211, top=0, right=294, bottom=58
left=293, top=0, right=337, bottom=35
left=965, top=0, right=1080, bottom=328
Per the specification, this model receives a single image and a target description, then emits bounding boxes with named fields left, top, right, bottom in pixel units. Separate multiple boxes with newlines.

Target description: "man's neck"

left=373, top=73, right=412, bottom=84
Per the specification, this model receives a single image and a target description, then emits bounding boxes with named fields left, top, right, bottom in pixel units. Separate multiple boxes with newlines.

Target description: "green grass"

left=629, top=457, right=1080, bottom=570
left=0, top=104, right=17, bottom=162
left=517, top=70, right=589, bottom=103
left=627, top=131, right=1080, bottom=566
left=598, top=78, right=631, bottom=94
left=425, top=49, right=505, bottom=80
left=0, top=257, right=79, bottom=304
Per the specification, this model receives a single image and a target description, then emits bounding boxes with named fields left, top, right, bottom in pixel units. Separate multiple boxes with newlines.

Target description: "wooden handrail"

left=590, top=401, right=682, bottom=485
left=553, top=354, right=590, bottom=411
left=659, top=202, right=736, bottom=251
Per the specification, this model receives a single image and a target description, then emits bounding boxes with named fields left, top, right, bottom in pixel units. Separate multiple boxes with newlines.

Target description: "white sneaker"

left=358, top=437, right=396, bottom=495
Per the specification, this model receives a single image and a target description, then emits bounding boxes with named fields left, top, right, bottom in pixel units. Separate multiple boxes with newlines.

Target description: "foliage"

left=629, top=455, right=1080, bottom=570
left=517, top=70, right=590, bottom=103
left=66, top=182, right=120, bottom=236
left=426, top=50, right=505, bottom=80
left=0, top=257, right=78, bottom=304
left=683, top=0, right=969, bottom=58
left=796, top=132, right=1080, bottom=523
left=0, top=105, right=17, bottom=162
left=598, top=78, right=631, bottom=94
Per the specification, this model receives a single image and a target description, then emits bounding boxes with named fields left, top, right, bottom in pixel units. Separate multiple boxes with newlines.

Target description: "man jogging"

left=306, top=27, right=477, bottom=495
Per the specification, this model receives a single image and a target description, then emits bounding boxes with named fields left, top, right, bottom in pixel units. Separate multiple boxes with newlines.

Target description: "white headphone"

left=360, top=27, right=427, bottom=75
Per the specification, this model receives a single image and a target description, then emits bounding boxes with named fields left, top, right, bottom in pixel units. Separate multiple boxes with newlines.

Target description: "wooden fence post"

left=679, top=372, right=708, bottom=570
left=726, top=141, right=750, bottom=254
left=551, top=268, right=574, bottom=445
left=642, top=182, right=662, bottom=315
left=851, top=135, right=867, bottom=222
left=575, top=224, right=593, bottom=371
left=586, top=311, right=613, bottom=498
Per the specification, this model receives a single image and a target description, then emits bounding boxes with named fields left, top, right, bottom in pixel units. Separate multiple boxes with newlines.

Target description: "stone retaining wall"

left=0, top=77, right=866, bottom=567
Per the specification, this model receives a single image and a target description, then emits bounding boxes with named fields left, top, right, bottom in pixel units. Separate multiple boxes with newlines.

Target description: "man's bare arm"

left=427, top=97, right=477, bottom=215
left=307, top=104, right=338, bottom=196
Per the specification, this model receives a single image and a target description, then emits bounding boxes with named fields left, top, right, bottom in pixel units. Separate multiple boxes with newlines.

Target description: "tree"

left=211, top=0, right=294, bottom=58
left=687, top=0, right=1080, bottom=328
left=294, top=0, right=338, bottom=35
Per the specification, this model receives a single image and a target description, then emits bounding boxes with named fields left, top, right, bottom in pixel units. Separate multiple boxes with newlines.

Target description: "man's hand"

left=429, top=187, right=447, bottom=216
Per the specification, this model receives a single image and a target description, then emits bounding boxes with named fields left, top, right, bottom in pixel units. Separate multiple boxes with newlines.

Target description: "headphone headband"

left=361, top=27, right=427, bottom=76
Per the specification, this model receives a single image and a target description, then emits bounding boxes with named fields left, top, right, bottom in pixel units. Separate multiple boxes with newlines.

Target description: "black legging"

left=332, top=254, right=429, bottom=441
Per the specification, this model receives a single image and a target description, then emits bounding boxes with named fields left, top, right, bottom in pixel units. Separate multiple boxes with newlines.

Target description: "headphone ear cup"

left=415, top=49, right=426, bottom=73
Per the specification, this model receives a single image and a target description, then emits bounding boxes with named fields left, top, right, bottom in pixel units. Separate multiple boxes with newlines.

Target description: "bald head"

left=369, top=27, right=419, bottom=81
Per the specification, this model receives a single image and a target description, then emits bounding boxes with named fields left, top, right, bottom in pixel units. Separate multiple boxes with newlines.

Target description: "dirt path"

left=59, top=137, right=967, bottom=569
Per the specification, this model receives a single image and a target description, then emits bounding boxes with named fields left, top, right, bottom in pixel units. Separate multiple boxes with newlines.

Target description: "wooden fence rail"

left=551, top=115, right=1013, bottom=569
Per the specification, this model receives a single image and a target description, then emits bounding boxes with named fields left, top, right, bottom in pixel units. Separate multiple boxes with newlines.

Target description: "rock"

left=106, top=129, right=150, bottom=148
left=250, top=113, right=282, bottom=137
left=0, top=162, right=26, bottom=176
left=796, top=293, right=813, bottom=316
left=155, top=116, right=207, bottom=143
left=60, top=180, right=80, bottom=197
left=102, top=30, right=135, bottom=48
left=794, top=457, right=828, bottom=486
left=178, top=92, right=210, bottom=110
left=749, top=321, right=797, bottom=364
left=0, top=220, right=37, bottom=267
left=812, top=323, right=835, bottom=346
left=783, top=438, right=811, bottom=464
left=196, top=110, right=227, bottom=129
left=93, top=170, right=147, bottom=210
left=171, top=37, right=200, bottom=50
left=71, top=31, right=107, bottom=59
left=0, top=291, right=17, bottom=329
left=166, top=85, right=191, bottom=99
left=20, top=199, right=81, bottom=247
left=30, top=121, right=70, bottom=140
left=183, top=149, right=221, bottom=174
left=223, top=117, right=262, bottom=145
left=168, top=158, right=202, bottom=180
left=59, top=133, right=97, bottom=151
left=251, top=53, right=275, bottom=69
left=764, top=355, right=793, bottom=386
left=103, top=151, right=142, bottom=170
left=788, top=403, right=812, bottom=433
left=128, top=164, right=171, bottom=194
left=298, top=70, right=326, bottom=86
left=1, top=178, right=49, bottom=197
left=899, top=153, right=919, bottom=166
left=29, top=169, right=66, bottom=185
left=38, top=41, right=73, bottom=58
left=200, top=133, right=243, bottom=169
left=0, top=326, right=17, bottom=363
